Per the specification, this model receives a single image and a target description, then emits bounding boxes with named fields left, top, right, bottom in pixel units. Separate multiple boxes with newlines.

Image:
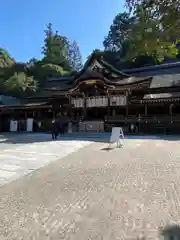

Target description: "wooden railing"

left=106, top=114, right=180, bottom=122
left=106, top=115, right=125, bottom=122
left=140, top=115, right=180, bottom=121
left=79, top=121, right=104, bottom=132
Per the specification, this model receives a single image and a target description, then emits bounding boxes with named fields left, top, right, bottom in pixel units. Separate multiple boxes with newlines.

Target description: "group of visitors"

left=52, top=120, right=65, bottom=140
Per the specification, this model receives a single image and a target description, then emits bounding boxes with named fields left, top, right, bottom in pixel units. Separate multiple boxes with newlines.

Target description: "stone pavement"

left=0, top=137, right=180, bottom=239
left=0, top=133, right=92, bottom=187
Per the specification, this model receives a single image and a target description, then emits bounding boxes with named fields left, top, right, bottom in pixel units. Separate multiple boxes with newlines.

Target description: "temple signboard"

left=72, top=95, right=127, bottom=108
left=85, top=80, right=97, bottom=84
left=110, top=95, right=127, bottom=106
left=71, top=98, right=84, bottom=108
left=86, top=96, right=108, bottom=107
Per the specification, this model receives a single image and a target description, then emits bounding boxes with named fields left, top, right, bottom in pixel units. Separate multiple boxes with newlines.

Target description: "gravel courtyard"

left=0, top=133, right=92, bottom=187
left=0, top=136, right=180, bottom=239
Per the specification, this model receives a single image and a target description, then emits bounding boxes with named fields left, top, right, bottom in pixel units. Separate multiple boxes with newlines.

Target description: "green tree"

left=103, top=12, right=134, bottom=52
left=42, top=23, right=70, bottom=70
left=125, top=4, right=162, bottom=59
left=4, top=72, right=38, bottom=97
left=128, top=4, right=180, bottom=60
left=68, top=40, right=83, bottom=72
left=40, top=63, right=69, bottom=78
left=103, top=3, right=179, bottom=65
left=0, top=24, right=84, bottom=98
left=125, top=0, right=180, bottom=58
left=103, top=12, right=135, bottom=68
left=0, top=48, right=14, bottom=68
left=27, top=58, right=39, bottom=68
left=0, top=48, right=16, bottom=93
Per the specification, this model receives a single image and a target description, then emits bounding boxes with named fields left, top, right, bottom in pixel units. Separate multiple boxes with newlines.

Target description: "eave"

left=131, top=98, right=180, bottom=104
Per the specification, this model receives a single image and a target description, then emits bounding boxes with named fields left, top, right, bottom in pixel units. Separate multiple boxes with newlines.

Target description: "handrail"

left=106, top=114, right=180, bottom=121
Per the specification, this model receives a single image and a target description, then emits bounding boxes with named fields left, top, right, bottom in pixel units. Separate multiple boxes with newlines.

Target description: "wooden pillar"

left=83, top=94, right=86, bottom=120
left=12, top=110, right=15, bottom=120
left=35, top=108, right=41, bottom=122
left=145, top=104, right=147, bottom=115
left=66, top=94, right=72, bottom=122
left=67, top=95, right=70, bottom=118
left=32, top=110, right=35, bottom=118
left=169, top=103, right=173, bottom=123
left=169, top=104, right=173, bottom=115
left=107, top=91, right=110, bottom=122
left=38, top=108, right=41, bottom=119
left=24, top=111, right=27, bottom=119
left=125, top=90, right=129, bottom=119
left=52, top=109, right=55, bottom=119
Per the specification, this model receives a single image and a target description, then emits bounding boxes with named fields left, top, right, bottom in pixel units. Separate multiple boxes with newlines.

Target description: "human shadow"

left=159, top=225, right=180, bottom=240
left=100, top=147, right=114, bottom=151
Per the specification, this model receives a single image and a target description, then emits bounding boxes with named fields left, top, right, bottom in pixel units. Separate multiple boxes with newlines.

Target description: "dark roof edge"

left=99, top=59, right=130, bottom=77
left=84, top=53, right=131, bottom=77
left=123, top=61, right=180, bottom=74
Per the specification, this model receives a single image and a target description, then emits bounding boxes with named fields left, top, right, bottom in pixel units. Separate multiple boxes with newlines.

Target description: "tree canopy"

left=1, top=3, right=180, bottom=99
left=0, top=23, right=83, bottom=98
left=124, top=0, right=180, bottom=59
left=102, top=0, right=180, bottom=69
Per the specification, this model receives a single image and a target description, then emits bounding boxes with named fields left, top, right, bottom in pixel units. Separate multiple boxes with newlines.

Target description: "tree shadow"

left=159, top=225, right=180, bottom=240
left=0, top=132, right=110, bottom=145
left=1, top=132, right=180, bottom=146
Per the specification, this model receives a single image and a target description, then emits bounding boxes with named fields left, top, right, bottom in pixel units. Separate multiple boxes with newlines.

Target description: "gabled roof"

left=82, top=52, right=130, bottom=79
left=44, top=72, right=151, bottom=92
left=43, top=55, right=150, bottom=92
left=98, top=59, right=130, bottom=78
left=75, top=70, right=105, bottom=82
left=42, top=56, right=180, bottom=93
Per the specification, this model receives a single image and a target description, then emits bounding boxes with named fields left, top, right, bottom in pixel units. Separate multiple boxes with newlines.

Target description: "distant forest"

left=0, top=0, right=180, bottom=98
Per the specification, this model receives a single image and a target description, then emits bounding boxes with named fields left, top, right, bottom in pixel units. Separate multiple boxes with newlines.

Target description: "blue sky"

left=0, top=0, right=124, bottom=63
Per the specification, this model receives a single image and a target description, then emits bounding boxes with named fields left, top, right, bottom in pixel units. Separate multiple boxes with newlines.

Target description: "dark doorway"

left=85, top=108, right=108, bottom=121
left=18, top=120, right=27, bottom=132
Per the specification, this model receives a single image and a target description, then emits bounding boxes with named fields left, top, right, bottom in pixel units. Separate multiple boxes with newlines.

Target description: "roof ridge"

left=99, top=59, right=130, bottom=77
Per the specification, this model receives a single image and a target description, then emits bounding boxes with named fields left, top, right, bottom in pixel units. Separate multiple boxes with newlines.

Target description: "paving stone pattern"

left=0, top=134, right=92, bottom=187
left=0, top=138, right=180, bottom=239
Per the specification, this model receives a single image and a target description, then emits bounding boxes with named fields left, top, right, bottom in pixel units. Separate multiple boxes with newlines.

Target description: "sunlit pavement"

left=0, top=135, right=180, bottom=239
left=0, top=133, right=93, bottom=187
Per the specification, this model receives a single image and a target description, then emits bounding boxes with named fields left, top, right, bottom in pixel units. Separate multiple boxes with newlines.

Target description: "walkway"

left=0, top=133, right=92, bottom=187
left=0, top=135, right=180, bottom=239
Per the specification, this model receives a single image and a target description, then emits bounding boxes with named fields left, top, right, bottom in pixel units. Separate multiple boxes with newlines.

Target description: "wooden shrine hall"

left=1, top=54, right=180, bottom=134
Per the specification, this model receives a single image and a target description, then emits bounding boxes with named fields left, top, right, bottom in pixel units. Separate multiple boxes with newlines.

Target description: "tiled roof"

left=115, top=76, right=151, bottom=85
left=0, top=95, right=21, bottom=105
left=123, top=61, right=180, bottom=77
left=0, top=101, right=49, bottom=109
left=42, top=61, right=180, bottom=91
left=44, top=77, right=73, bottom=90
left=144, top=92, right=180, bottom=99
left=150, top=74, right=180, bottom=88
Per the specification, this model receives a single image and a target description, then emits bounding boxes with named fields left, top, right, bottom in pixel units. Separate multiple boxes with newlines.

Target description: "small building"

left=1, top=54, right=180, bottom=134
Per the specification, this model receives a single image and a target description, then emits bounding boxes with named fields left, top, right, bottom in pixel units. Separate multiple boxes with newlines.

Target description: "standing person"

left=59, top=123, right=63, bottom=136
left=61, top=123, right=65, bottom=135
left=52, top=119, right=58, bottom=140
left=59, top=123, right=62, bottom=136
left=130, top=124, right=135, bottom=133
